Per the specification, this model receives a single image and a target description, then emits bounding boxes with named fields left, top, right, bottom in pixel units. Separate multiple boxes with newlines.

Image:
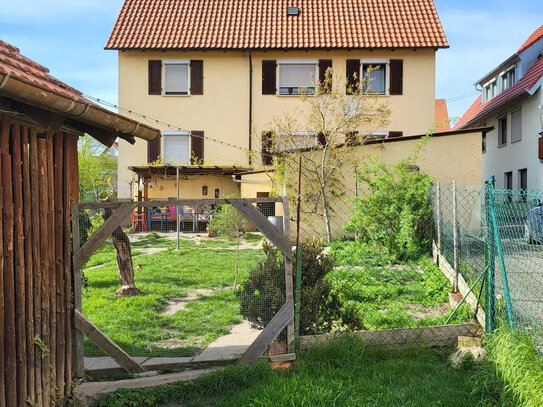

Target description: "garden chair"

left=131, top=209, right=147, bottom=233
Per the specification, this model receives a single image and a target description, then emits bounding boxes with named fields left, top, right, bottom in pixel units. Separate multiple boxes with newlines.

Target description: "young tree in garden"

left=78, top=134, right=117, bottom=202
left=267, top=68, right=391, bottom=242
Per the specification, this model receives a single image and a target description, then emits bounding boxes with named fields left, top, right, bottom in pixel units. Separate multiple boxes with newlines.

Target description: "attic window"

left=287, top=7, right=299, bottom=16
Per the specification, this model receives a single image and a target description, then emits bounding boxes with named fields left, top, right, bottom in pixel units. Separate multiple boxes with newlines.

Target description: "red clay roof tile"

left=105, top=0, right=449, bottom=50
left=518, top=25, right=543, bottom=53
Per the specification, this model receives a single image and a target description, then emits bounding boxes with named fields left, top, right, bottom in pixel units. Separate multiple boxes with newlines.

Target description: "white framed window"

left=162, top=131, right=191, bottom=163
left=483, top=78, right=498, bottom=102
left=510, top=108, right=522, bottom=142
left=277, top=60, right=318, bottom=95
left=361, top=60, right=388, bottom=95
left=498, top=116, right=507, bottom=147
left=500, top=66, right=516, bottom=92
left=275, top=131, right=318, bottom=151
left=163, top=60, right=190, bottom=95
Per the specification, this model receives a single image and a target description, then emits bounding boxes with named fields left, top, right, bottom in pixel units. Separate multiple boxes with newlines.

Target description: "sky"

left=1, top=0, right=542, bottom=123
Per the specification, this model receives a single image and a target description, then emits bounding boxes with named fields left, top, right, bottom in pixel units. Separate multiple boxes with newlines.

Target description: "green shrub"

left=208, top=201, right=250, bottom=238
left=343, top=154, right=433, bottom=262
left=237, top=239, right=362, bottom=335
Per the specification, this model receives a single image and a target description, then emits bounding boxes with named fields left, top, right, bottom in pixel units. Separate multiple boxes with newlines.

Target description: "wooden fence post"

left=282, top=197, right=295, bottom=353
left=453, top=180, right=459, bottom=293
left=71, top=201, right=84, bottom=378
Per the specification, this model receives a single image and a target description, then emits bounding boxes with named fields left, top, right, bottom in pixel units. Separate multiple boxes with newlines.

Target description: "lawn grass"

left=94, top=336, right=509, bottom=407
left=82, top=236, right=264, bottom=357
left=327, top=258, right=471, bottom=331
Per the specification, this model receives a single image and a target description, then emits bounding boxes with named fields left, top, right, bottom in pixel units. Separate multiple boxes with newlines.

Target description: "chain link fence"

left=76, top=199, right=290, bottom=373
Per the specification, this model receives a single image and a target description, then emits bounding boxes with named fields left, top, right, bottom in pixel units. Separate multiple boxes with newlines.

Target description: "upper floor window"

left=510, top=108, right=522, bottom=143
left=482, top=132, right=487, bottom=153
left=163, top=60, right=190, bottom=95
left=484, top=79, right=498, bottom=102
left=163, top=131, right=190, bottom=163
left=277, top=60, right=318, bottom=95
left=498, top=116, right=507, bottom=146
left=362, top=62, right=387, bottom=94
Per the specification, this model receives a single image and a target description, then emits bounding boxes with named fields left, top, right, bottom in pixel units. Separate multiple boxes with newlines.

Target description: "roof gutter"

left=0, top=71, right=158, bottom=142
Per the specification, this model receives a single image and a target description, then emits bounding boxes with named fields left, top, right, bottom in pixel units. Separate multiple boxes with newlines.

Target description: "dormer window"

left=484, top=79, right=498, bottom=102
left=500, top=67, right=516, bottom=91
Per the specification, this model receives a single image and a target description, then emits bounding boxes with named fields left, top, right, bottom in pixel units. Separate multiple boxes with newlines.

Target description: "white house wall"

left=482, top=88, right=543, bottom=189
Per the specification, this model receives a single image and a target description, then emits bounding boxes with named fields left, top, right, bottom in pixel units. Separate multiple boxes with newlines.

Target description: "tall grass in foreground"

left=482, top=328, right=543, bottom=407
left=94, top=336, right=507, bottom=407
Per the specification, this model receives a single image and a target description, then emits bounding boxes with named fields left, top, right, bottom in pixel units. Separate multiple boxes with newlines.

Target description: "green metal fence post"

left=487, top=176, right=515, bottom=329
left=485, top=178, right=495, bottom=333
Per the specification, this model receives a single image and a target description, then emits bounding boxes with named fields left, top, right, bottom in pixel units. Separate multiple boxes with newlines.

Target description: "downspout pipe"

left=0, top=71, right=158, bottom=141
left=248, top=49, right=253, bottom=164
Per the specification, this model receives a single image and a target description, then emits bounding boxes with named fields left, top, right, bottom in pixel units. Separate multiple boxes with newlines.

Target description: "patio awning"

left=129, top=165, right=253, bottom=177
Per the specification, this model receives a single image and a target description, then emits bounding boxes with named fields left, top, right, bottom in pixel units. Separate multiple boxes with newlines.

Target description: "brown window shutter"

left=147, top=133, right=161, bottom=162
left=317, top=132, right=327, bottom=146
left=190, top=60, right=204, bottom=95
left=319, top=59, right=333, bottom=92
left=148, top=60, right=162, bottom=95
left=539, top=137, right=543, bottom=160
left=388, top=131, right=403, bottom=138
left=389, top=59, right=403, bottom=95
left=262, top=131, right=273, bottom=165
left=262, top=60, right=277, bottom=95
left=346, top=59, right=360, bottom=94
left=190, top=131, right=204, bottom=164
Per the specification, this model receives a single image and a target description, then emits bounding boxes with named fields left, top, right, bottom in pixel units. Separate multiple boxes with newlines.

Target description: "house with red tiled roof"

left=454, top=25, right=543, bottom=189
left=106, top=0, right=454, bottom=200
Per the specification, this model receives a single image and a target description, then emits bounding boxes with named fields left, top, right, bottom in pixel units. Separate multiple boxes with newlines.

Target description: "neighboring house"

left=106, top=0, right=450, bottom=200
left=454, top=25, right=543, bottom=190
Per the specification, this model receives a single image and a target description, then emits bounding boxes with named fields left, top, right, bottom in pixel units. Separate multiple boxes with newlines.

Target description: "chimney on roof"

left=287, top=7, right=299, bottom=16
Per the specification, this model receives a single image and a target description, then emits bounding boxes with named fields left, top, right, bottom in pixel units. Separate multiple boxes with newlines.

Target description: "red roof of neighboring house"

left=452, top=95, right=484, bottom=130
left=454, top=56, right=543, bottom=129
left=0, top=40, right=86, bottom=103
left=106, top=0, right=449, bottom=50
left=434, top=99, right=450, bottom=132
left=518, top=25, right=543, bottom=53
left=0, top=39, right=159, bottom=143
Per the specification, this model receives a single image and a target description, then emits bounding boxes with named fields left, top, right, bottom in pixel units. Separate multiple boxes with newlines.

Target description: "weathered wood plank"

left=282, top=197, right=295, bottom=354
left=0, top=152, right=6, bottom=407
left=228, top=199, right=292, bottom=260
left=29, top=128, right=43, bottom=405
left=63, top=134, right=77, bottom=395
left=54, top=131, right=66, bottom=397
left=21, top=126, right=36, bottom=404
left=71, top=201, right=84, bottom=378
left=2, top=151, right=17, bottom=407
left=300, top=323, right=483, bottom=350
left=12, top=123, right=28, bottom=406
left=240, top=299, right=294, bottom=364
left=38, top=136, right=51, bottom=406
left=77, top=197, right=283, bottom=210
left=74, top=310, right=145, bottom=374
left=269, top=353, right=296, bottom=363
left=46, top=131, right=57, bottom=395
left=72, top=202, right=135, bottom=271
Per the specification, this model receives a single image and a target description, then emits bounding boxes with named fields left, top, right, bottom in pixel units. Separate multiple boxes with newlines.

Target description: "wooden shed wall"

left=0, top=115, right=78, bottom=407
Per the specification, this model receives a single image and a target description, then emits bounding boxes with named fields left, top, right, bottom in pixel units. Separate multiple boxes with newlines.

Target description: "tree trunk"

left=103, top=206, right=140, bottom=296
left=112, top=226, right=140, bottom=296
left=321, top=192, right=332, bottom=243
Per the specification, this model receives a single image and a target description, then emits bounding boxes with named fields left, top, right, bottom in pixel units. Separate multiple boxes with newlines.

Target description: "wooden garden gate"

left=71, top=197, right=295, bottom=376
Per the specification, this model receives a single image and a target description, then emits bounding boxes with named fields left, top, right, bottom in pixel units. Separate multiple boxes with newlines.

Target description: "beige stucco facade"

left=116, top=49, right=437, bottom=199
left=257, top=130, right=483, bottom=240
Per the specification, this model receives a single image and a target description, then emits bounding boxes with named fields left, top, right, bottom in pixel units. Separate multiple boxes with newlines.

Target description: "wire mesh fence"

left=290, top=164, right=481, bottom=348
left=489, top=186, right=543, bottom=353
left=76, top=199, right=290, bottom=372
